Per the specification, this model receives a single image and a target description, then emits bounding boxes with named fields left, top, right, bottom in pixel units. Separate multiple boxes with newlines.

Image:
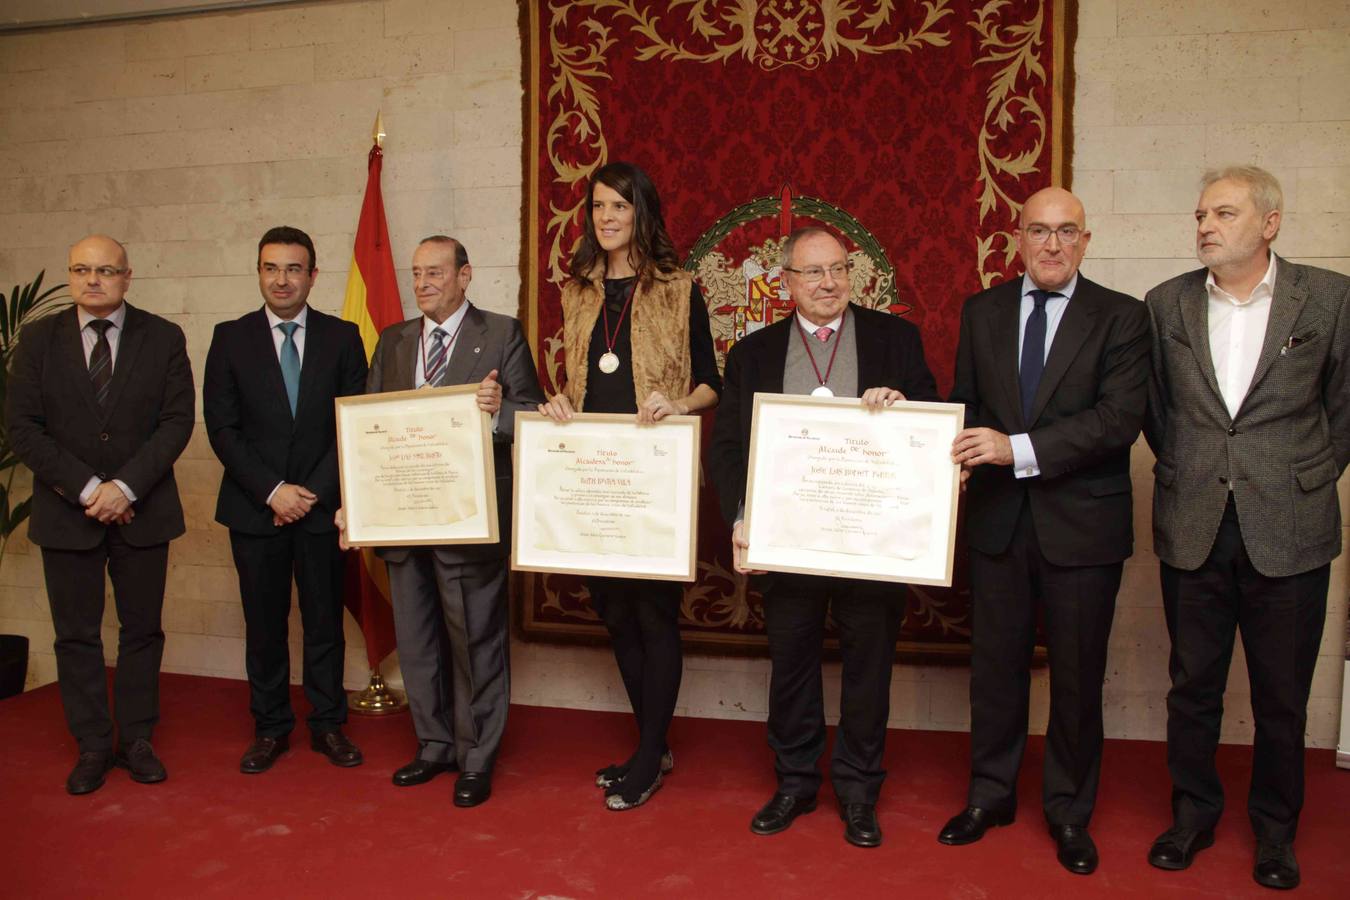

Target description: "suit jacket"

left=203, top=306, right=368, bottom=536
left=366, top=304, right=544, bottom=564
left=708, top=303, right=939, bottom=529
left=948, top=275, right=1149, bottom=567
left=5, top=303, right=194, bottom=550
left=1144, top=257, right=1350, bottom=577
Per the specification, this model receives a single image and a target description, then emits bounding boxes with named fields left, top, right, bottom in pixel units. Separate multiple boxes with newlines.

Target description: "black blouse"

left=582, top=277, right=722, bottom=414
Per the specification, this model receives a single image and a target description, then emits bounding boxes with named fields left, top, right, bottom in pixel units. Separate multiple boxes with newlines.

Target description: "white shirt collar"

left=795, top=310, right=844, bottom=335
left=423, top=300, right=471, bottom=341
left=1020, top=272, right=1078, bottom=301
left=264, top=304, right=309, bottom=330
left=77, top=302, right=127, bottom=330
left=1205, top=253, right=1277, bottom=307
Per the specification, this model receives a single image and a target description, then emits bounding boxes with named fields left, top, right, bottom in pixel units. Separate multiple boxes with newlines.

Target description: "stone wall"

left=1, top=0, right=1346, bottom=747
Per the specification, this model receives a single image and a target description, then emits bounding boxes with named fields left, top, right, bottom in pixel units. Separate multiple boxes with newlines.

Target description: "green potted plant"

left=0, top=271, right=68, bottom=698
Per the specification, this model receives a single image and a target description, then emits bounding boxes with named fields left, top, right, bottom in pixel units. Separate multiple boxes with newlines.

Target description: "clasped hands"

left=84, top=481, right=133, bottom=525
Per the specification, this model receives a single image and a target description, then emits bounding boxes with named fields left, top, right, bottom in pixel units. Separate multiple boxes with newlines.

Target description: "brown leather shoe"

left=240, top=735, right=289, bottom=774
left=310, top=730, right=363, bottom=767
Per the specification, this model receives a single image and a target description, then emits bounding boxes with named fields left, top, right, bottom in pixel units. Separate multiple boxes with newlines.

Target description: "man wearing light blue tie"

left=204, top=227, right=369, bottom=774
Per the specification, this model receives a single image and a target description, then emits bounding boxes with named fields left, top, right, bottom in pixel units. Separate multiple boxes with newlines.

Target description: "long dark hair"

left=568, top=161, right=680, bottom=283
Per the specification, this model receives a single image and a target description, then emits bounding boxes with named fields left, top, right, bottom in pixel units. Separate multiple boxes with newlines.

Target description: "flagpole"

left=347, top=109, right=407, bottom=717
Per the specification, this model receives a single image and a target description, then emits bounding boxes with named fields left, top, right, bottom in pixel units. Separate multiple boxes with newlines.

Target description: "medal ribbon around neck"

left=795, top=306, right=848, bottom=397
left=598, top=277, right=639, bottom=375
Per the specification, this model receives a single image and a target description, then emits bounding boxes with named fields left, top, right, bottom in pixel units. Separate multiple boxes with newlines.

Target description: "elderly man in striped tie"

left=339, top=235, right=543, bottom=807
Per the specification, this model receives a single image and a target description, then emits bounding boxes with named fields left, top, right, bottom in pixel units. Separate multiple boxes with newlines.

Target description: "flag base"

left=348, top=669, right=407, bottom=716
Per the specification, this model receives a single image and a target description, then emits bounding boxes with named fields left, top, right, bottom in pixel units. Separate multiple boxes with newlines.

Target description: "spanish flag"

left=340, top=134, right=403, bottom=668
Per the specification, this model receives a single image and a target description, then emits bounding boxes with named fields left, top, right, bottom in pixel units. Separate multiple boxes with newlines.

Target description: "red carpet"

left=1, top=672, right=1346, bottom=898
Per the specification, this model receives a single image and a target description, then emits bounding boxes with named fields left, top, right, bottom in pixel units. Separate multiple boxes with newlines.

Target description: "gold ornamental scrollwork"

left=971, top=0, right=1049, bottom=287
left=543, top=0, right=956, bottom=286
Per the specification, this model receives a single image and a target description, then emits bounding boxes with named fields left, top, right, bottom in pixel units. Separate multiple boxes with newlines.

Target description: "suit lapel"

left=989, top=285, right=1023, bottom=423
left=59, top=308, right=103, bottom=419
left=295, top=307, right=324, bottom=420
left=390, top=319, right=420, bottom=391
left=1028, top=283, right=1098, bottom=424
left=1242, top=257, right=1306, bottom=407
left=758, top=316, right=791, bottom=394
left=443, top=304, right=488, bottom=386
left=851, top=304, right=881, bottom=390
left=101, top=304, right=145, bottom=423
left=1177, top=272, right=1225, bottom=407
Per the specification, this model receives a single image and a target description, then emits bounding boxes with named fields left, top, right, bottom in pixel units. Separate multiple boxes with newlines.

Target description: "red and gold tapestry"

left=521, top=0, right=1075, bottom=656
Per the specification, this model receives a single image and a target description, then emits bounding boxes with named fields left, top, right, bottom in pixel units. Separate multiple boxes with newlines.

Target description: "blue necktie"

left=1020, top=290, right=1056, bottom=426
left=278, top=321, right=300, bottom=416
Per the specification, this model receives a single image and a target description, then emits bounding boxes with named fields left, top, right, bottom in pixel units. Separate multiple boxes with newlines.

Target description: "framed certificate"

left=336, top=385, right=498, bottom=547
left=743, top=393, right=965, bottom=586
left=511, top=412, right=701, bottom=581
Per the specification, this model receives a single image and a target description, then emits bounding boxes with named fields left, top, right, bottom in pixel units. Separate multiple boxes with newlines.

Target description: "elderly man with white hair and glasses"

left=1142, top=165, right=1350, bottom=890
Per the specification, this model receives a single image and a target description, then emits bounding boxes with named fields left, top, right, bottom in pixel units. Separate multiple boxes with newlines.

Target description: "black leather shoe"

left=749, top=792, right=817, bottom=835
left=453, top=771, right=491, bottom=807
left=115, top=739, right=167, bottom=784
left=393, top=758, right=454, bottom=787
left=839, top=802, right=882, bottom=848
left=240, top=736, right=288, bottom=774
left=66, top=750, right=113, bottom=795
left=1050, top=824, right=1098, bottom=875
left=1253, top=841, right=1299, bottom=890
left=310, top=730, right=363, bottom=767
left=937, top=806, right=1015, bottom=845
left=1147, top=825, right=1215, bottom=870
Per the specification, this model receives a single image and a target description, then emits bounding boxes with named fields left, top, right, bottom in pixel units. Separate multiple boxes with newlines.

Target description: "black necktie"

left=87, top=319, right=114, bottom=407
left=1020, top=290, right=1056, bottom=425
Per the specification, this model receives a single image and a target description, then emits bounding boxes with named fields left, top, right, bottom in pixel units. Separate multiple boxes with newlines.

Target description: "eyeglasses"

left=260, top=263, right=310, bottom=277
left=783, top=261, right=852, bottom=284
left=68, top=265, right=128, bottom=279
left=1022, top=225, right=1084, bottom=245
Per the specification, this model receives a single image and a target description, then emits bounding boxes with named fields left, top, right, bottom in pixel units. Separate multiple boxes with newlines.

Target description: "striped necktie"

left=87, top=319, right=114, bottom=407
left=424, top=328, right=447, bottom=386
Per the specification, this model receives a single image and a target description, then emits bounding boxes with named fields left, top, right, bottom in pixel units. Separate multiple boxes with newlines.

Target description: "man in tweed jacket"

left=1143, top=166, right=1350, bottom=890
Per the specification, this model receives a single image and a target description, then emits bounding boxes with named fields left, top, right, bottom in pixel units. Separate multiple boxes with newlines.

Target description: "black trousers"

left=41, top=530, right=169, bottom=753
left=230, top=527, right=347, bottom=738
left=967, top=501, right=1121, bottom=825
left=588, top=577, right=683, bottom=768
left=1162, top=497, right=1328, bottom=844
left=764, top=574, right=906, bottom=805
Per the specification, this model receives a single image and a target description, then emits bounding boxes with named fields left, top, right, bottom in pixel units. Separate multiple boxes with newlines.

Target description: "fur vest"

left=560, top=267, right=693, bottom=411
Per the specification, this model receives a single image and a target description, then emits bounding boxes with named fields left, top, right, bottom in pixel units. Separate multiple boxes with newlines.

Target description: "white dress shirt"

left=1207, top=254, right=1277, bottom=420
left=1011, top=273, right=1077, bottom=479
left=76, top=303, right=136, bottom=504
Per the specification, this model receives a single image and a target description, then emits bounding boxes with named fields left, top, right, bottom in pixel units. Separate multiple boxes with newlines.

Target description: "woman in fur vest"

left=538, top=161, right=722, bottom=810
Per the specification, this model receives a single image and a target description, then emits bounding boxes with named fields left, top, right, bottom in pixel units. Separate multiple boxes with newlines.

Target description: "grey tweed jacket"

left=1144, top=256, right=1350, bottom=577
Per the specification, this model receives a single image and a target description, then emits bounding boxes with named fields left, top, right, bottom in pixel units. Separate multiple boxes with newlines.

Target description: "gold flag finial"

left=372, top=111, right=386, bottom=148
